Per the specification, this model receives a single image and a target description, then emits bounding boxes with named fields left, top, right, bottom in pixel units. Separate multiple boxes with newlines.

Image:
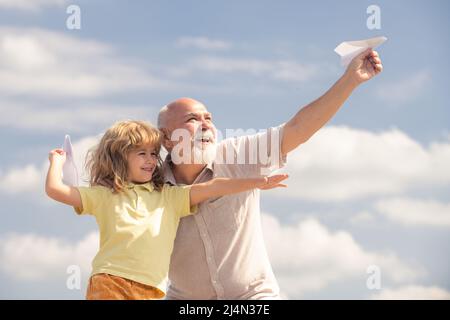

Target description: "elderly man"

left=157, top=49, right=383, bottom=299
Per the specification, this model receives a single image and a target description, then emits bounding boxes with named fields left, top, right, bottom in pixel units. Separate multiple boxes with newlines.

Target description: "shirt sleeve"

left=73, top=185, right=108, bottom=216
left=162, top=185, right=198, bottom=218
left=215, top=123, right=287, bottom=178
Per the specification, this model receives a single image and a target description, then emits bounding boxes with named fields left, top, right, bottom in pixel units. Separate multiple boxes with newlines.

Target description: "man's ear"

left=160, top=128, right=173, bottom=151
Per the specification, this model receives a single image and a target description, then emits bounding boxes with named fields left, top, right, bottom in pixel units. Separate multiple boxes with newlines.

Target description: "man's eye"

left=138, top=152, right=146, bottom=156
left=187, top=118, right=196, bottom=122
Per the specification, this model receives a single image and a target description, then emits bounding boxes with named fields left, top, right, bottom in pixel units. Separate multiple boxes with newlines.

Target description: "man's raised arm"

left=281, top=48, right=383, bottom=156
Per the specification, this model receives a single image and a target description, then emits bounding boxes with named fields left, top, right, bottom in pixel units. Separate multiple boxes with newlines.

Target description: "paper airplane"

left=62, top=134, right=79, bottom=186
left=334, top=36, right=387, bottom=67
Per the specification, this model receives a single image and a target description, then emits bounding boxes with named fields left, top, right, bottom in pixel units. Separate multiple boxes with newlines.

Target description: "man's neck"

left=172, top=163, right=206, bottom=185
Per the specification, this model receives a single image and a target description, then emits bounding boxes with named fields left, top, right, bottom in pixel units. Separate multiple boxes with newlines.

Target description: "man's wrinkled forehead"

left=172, top=103, right=212, bottom=123
left=177, top=102, right=208, bottom=115
left=182, top=110, right=212, bottom=120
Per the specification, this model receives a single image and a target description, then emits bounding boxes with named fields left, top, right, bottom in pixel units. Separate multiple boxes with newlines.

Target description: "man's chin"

left=192, top=145, right=217, bottom=164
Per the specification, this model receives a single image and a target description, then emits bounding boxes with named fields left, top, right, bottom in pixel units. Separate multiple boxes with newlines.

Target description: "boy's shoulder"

left=78, top=184, right=114, bottom=197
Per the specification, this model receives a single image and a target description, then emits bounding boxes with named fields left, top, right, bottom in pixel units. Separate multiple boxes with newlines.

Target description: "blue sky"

left=0, top=0, right=449, bottom=299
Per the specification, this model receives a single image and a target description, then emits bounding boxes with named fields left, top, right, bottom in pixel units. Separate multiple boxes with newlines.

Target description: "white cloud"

left=262, top=213, right=423, bottom=298
left=176, top=36, right=232, bottom=50
left=272, top=126, right=450, bottom=201
left=0, top=164, right=41, bottom=194
left=0, top=135, right=98, bottom=196
left=271, top=60, right=318, bottom=82
left=0, top=100, right=158, bottom=133
left=349, top=210, right=376, bottom=225
left=0, top=27, right=169, bottom=97
left=0, top=0, right=67, bottom=11
left=186, top=56, right=318, bottom=83
left=0, top=231, right=97, bottom=281
left=375, top=70, right=431, bottom=104
left=376, top=197, right=450, bottom=227
left=194, top=56, right=271, bottom=74
left=372, top=285, right=450, bottom=300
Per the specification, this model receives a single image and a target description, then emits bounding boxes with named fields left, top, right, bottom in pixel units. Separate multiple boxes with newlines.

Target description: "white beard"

left=192, top=142, right=217, bottom=164
left=169, top=128, right=217, bottom=165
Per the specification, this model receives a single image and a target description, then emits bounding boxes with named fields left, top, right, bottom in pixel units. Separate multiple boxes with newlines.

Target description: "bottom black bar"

left=1, top=300, right=447, bottom=319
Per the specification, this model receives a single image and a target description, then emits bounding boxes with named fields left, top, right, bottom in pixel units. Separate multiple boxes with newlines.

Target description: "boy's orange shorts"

left=86, top=273, right=164, bottom=300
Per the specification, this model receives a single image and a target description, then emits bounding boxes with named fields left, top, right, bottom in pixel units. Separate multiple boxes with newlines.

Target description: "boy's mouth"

left=141, top=167, right=154, bottom=173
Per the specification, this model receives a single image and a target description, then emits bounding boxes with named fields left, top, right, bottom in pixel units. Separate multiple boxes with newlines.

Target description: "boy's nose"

left=147, top=154, right=157, bottom=163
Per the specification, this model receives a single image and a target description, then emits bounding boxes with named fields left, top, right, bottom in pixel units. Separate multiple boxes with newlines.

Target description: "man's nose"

left=201, top=118, right=212, bottom=131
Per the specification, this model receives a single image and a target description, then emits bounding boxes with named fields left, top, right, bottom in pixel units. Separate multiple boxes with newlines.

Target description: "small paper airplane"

left=334, top=36, right=387, bottom=67
left=62, top=135, right=79, bottom=186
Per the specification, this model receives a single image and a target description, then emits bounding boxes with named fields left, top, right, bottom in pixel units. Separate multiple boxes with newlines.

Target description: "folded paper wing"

left=62, top=135, right=79, bottom=186
left=334, top=36, right=387, bottom=67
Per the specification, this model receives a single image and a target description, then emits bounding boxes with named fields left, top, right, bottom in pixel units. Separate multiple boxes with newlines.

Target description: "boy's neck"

left=128, top=179, right=151, bottom=185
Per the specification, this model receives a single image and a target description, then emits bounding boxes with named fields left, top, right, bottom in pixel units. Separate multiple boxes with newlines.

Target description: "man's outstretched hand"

left=346, top=48, right=383, bottom=85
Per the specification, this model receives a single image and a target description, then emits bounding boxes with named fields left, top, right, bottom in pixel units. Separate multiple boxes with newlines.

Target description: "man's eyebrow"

left=184, top=112, right=199, bottom=118
left=184, top=112, right=212, bottom=118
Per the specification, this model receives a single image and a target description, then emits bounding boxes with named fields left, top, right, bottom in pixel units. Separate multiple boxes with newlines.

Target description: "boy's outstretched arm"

left=45, top=148, right=82, bottom=209
left=189, top=174, right=288, bottom=206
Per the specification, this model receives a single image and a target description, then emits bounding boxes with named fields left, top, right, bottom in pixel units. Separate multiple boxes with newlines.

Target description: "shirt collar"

left=162, top=153, right=213, bottom=186
left=125, top=182, right=155, bottom=192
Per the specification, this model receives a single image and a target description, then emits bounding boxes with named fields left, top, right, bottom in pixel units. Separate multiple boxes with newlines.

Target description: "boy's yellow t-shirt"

left=74, top=182, right=196, bottom=297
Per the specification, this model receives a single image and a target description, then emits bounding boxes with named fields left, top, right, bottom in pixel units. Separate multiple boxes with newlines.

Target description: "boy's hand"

left=48, top=148, right=67, bottom=166
left=259, top=174, right=289, bottom=190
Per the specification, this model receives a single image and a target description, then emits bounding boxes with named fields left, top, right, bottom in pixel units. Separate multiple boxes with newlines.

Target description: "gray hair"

left=157, top=104, right=169, bottom=129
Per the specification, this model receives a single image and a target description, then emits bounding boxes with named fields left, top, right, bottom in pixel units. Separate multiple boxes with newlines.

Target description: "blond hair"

left=86, top=120, right=164, bottom=193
